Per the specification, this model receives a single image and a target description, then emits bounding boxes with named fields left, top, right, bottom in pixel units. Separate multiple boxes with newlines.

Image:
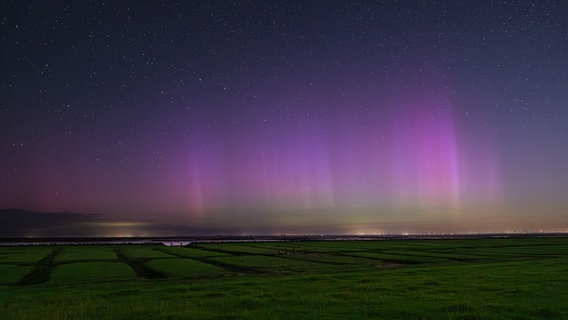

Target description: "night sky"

left=2, top=1, right=568, bottom=236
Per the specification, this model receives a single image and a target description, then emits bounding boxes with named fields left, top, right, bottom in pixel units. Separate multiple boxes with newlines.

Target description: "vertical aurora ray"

left=389, top=96, right=462, bottom=209
left=181, top=91, right=501, bottom=221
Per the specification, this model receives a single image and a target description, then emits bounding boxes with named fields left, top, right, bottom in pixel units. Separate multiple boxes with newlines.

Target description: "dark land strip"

left=54, top=259, right=120, bottom=265
left=191, top=245, right=344, bottom=267
left=154, top=247, right=258, bottom=274
left=239, top=243, right=372, bottom=265
left=198, top=242, right=474, bottom=266
left=114, top=248, right=164, bottom=279
left=329, top=251, right=424, bottom=265
left=191, top=246, right=249, bottom=256
left=371, top=250, right=477, bottom=263
left=18, top=248, right=61, bottom=285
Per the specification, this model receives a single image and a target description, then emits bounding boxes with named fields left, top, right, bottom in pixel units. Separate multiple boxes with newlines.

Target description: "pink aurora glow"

left=182, top=94, right=501, bottom=215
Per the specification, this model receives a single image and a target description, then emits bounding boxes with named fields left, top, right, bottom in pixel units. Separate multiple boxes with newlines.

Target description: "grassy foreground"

left=1, top=238, right=567, bottom=319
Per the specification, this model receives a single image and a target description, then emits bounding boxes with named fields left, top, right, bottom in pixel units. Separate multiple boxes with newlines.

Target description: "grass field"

left=1, top=238, right=567, bottom=319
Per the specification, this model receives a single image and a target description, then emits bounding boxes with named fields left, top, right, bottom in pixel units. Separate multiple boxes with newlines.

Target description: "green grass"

left=54, top=246, right=118, bottom=263
left=278, top=252, right=376, bottom=266
left=1, top=238, right=568, bottom=319
left=195, top=243, right=280, bottom=255
left=117, top=245, right=177, bottom=259
left=146, top=258, right=226, bottom=277
left=0, top=246, right=53, bottom=264
left=347, top=250, right=450, bottom=264
left=50, top=262, right=137, bottom=283
left=159, top=246, right=231, bottom=258
left=0, top=265, right=33, bottom=284
left=208, top=254, right=331, bottom=273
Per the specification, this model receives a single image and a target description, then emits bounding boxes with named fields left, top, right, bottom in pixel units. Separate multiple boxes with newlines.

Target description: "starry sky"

left=1, top=1, right=568, bottom=236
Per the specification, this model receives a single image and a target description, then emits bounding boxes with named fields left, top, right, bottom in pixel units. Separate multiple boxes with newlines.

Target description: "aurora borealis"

left=1, top=1, right=568, bottom=236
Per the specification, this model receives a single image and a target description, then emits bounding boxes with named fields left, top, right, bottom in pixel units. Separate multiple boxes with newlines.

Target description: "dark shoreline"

left=1, top=232, right=567, bottom=246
